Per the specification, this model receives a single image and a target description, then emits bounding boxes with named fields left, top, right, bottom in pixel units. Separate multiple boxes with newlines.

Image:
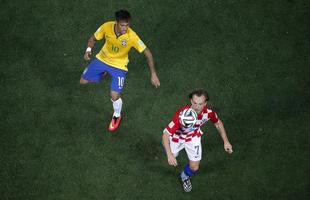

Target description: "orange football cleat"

left=108, top=115, right=121, bottom=132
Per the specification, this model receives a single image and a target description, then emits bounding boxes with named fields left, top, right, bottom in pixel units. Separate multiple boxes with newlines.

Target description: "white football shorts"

left=169, top=136, right=202, bottom=161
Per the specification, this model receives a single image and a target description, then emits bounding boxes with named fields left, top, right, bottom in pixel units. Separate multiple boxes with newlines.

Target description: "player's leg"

left=108, top=67, right=127, bottom=132
left=181, top=137, right=202, bottom=192
left=109, top=91, right=122, bottom=131
left=168, top=139, right=185, bottom=158
left=180, top=161, right=199, bottom=192
left=80, top=58, right=107, bottom=85
left=181, top=160, right=200, bottom=181
left=80, top=78, right=90, bottom=84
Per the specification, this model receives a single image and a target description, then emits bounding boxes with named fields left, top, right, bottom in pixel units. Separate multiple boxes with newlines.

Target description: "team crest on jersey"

left=121, top=40, right=127, bottom=46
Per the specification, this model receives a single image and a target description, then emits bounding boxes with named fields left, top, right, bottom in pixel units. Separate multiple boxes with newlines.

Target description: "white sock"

left=111, top=98, right=122, bottom=118
left=181, top=171, right=189, bottom=181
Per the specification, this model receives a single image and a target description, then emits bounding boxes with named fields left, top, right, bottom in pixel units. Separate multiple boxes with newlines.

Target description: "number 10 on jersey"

left=112, top=45, right=119, bottom=53
left=118, top=77, right=124, bottom=87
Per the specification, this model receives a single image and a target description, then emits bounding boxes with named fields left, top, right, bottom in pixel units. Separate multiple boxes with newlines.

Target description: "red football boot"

left=108, top=115, right=121, bottom=132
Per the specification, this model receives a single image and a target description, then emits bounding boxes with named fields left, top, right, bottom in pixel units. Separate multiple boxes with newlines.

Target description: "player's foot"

left=182, top=178, right=192, bottom=192
left=108, top=115, right=121, bottom=132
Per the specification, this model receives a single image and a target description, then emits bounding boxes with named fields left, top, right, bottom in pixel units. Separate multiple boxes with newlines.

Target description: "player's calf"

left=180, top=164, right=199, bottom=192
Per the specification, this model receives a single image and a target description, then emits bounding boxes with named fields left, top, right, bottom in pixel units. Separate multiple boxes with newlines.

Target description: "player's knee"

left=190, top=165, right=199, bottom=172
left=110, top=92, right=121, bottom=101
left=111, top=97, right=119, bottom=101
left=80, top=78, right=89, bottom=85
left=189, top=162, right=200, bottom=172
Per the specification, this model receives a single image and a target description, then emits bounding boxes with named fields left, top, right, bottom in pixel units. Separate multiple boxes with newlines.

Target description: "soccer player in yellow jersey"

left=80, top=10, right=160, bottom=132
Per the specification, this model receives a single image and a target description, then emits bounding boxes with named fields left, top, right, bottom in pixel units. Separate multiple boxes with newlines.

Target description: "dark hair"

left=115, top=10, right=131, bottom=22
left=188, top=89, right=209, bottom=102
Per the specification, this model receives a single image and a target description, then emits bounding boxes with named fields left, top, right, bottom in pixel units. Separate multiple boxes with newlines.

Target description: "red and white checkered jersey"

left=164, top=104, right=219, bottom=143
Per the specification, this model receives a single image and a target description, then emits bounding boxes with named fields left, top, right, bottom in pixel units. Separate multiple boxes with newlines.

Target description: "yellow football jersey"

left=94, top=21, right=147, bottom=71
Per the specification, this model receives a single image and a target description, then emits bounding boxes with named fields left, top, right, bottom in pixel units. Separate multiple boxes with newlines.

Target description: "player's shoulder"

left=170, top=105, right=191, bottom=122
left=103, top=21, right=115, bottom=25
left=107, top=21, right=116, bottom=26
left=203, top=105, right=219, bottom=122
left=127, top=27, right=140, bottom=37
left=95, top=21, right=113, bottom=36
left=203, top=106, right=215, bottom=114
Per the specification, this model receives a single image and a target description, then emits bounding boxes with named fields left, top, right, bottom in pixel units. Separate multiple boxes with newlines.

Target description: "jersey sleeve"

left=94, top=23, right=107, bottom=40
left=208, top=110, right=219, bottom=123
left=164, top=110, right=181, bottom=136
left=132, top=33, right=147, bottom=53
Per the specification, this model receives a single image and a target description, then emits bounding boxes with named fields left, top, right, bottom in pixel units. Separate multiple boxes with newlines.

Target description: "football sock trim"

left=184, top=164, right=198, bottom=177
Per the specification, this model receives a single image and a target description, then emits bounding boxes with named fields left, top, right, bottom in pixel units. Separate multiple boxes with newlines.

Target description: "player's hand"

left=151, top=73, right=160, bottom=88
left=224, top=142, right=233, bottom=154
left=167, top=153, right=178, bottom=166
left=84, top=51, right=92, bottom=61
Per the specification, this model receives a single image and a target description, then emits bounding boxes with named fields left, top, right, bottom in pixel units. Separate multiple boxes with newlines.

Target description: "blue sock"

left=180, top=164, right=197, bottom=181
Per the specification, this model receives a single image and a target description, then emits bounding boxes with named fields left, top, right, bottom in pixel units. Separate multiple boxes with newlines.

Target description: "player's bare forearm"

left=84, top=35, right=96, bottom=61
left=144, top=48, right=160, bottom=87
left=144, top=48, right=156, bottom=74
left=87, top=35, right=96, bottom=49
left=215, top=120, right=229, bottom=143
left=162, top=131, right=178, bottom=166
left=162, top=132, right=172, bottom=155
left=215, top=120, right=233, bottom=153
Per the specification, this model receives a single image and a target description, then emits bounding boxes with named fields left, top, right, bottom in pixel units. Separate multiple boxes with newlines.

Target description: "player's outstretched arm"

left=162, top=131, right=178, bottom=166
left=84, top=35, right=96, bottom=61
left=214, top=119, right=233, bottom=154
left=143, top=48, right=160, bottom=88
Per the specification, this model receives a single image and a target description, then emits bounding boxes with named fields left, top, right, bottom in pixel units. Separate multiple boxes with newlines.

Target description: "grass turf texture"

left=1, top=0, right=309, bottom=199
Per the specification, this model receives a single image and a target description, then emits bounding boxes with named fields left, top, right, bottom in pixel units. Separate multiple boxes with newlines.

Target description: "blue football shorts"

left=81, top=58, right=127, bottom=93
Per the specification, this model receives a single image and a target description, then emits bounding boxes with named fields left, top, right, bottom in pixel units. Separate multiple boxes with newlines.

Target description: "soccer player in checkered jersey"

left=162, top=89, right=233, bottom=192
left=80, top=10, right=160, bottom=132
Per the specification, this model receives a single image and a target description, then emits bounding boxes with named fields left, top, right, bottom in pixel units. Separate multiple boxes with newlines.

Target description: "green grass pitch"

left=1, top=0, right=309, bottom=199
